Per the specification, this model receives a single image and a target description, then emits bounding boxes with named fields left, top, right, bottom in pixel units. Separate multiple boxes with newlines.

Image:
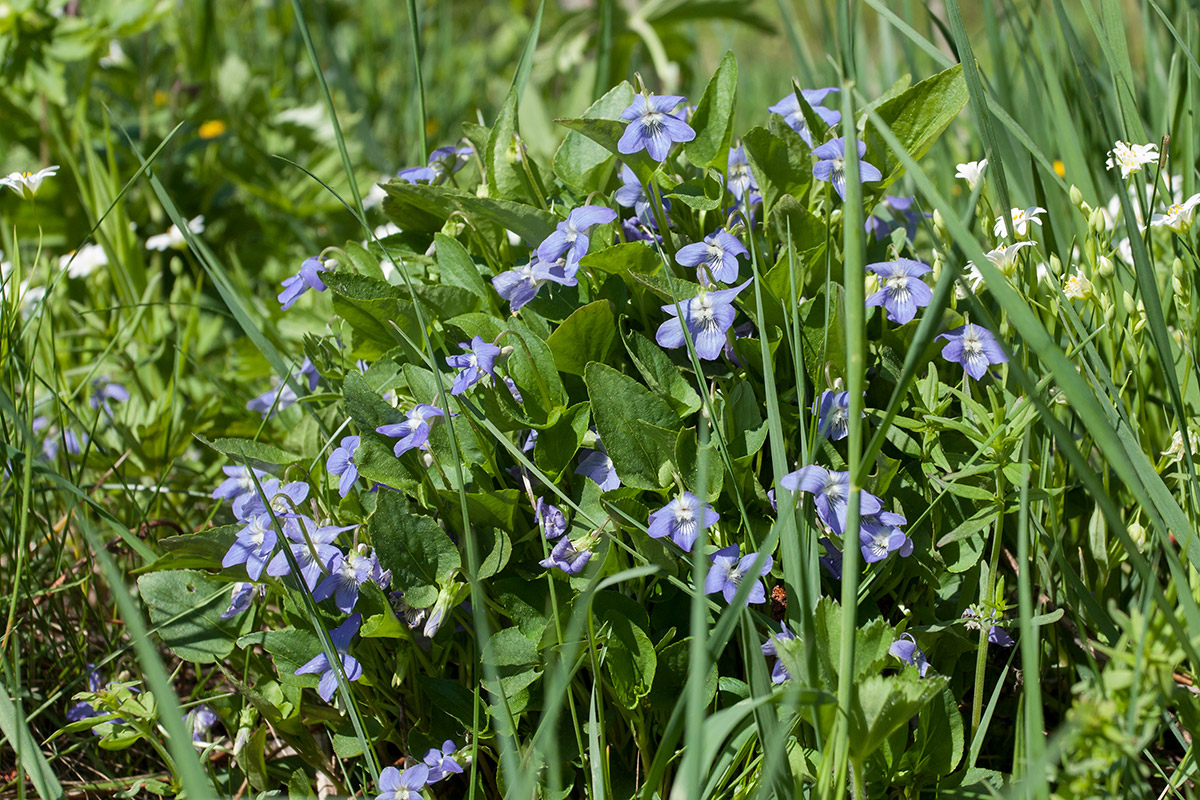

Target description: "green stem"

left=972, top=469, right=1006, bottom=738
left=832, top=78, right=867, bottom=800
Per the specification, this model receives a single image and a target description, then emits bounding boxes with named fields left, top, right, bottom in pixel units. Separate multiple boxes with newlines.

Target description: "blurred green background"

left=0, top=0, right=1166, bottom=275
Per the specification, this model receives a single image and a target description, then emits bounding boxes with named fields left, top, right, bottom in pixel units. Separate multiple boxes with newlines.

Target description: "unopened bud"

left=1069, top=184, right=1084, bottom=207
left=1123, top=290, right=1137, bottom=316
left=422, top=452, right=435, bottom=468
left=1127, top=521, right=1146, bottom=551
left=1173, top=257, right=1191, bottom=310
left=1101, top=293, right=1115, bottom=326
left=1088, top=207, right=1106, bottom=234
left=1096, top=254, right=1114, bottom=279
left=932, top=208, right=948, bottom=241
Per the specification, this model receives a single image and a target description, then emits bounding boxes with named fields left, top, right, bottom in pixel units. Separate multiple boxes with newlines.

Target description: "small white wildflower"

left=1105, top=141, right=1158, bottom=180
left=370, top=222, right=401, bottom=243
left=1063, top=269, right=1093, bottom=301
left=1163, top=428, right=1200, bottom=464
left=362, top=182, right=388, bottom=210
left=1, top=166, right=60, bottom=199
left=99, top=40, right=129, bottom=69
left=955, top=262, right=986, bottom=299
left=1150, top=193, right=1200, bottom=234
left=993, top=207, right=1046, bottom=238
left=58, top=243, right=108, bottom=279
left=1115, top=237, right=1134, bottom=266
left=146, top=216, right=205, bottom=251
left=984, top=241, right=1036, bottom=276
left=955, top=159, right=988, bottom=190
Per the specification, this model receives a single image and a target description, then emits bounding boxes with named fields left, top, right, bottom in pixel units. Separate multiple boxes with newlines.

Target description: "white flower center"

left=962, top=332, right=984, bottom=358
left=248, top=517, right=270, bottom=548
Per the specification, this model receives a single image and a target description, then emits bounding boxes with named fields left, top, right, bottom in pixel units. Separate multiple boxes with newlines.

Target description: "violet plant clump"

left=36, top=25, right=1186, bottom=799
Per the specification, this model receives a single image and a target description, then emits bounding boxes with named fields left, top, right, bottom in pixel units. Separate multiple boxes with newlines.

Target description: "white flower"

left=58, top=243, right=108, bottom=279
left=1, top=166, right=60, bottom=199
left=955, top=159, right=988, bottom=190
left=1063, top=269, right=1093, bottom=301
left=984, top=241, right=1036, bottom=276
left=1115, top=237, right=1134, bottom=266
left=1105, top=141, right=1158, bottom=180
left=99, top=40, right=129, bottom=69
left=373, top=222, right=400, bottom=240
left=955, top=263, right=986, bottom=299
left=1150, top=193, right=1200, bottom=234
left=146, top=216, right=205, bottom=251
left=362, top=182, right=387, bottom=210
left=993, top=207, right=1046, bottom=238
left=1, top=276, right=45, bottom=318
left=1163, top=428, right=1200, bottom=464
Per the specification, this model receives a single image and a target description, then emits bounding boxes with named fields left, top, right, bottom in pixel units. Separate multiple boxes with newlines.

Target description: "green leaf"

left=408, top=284, right=481, bottom=321
left=422, top=678, right=478, bottom=727
left=481, top=626, right=539, bottom=667
left=621, top=328, right=702, bottom=417
left=665, top=171, right=725, bottom=211
left=798, top=285, right=847, bottom=386
left=487, top=89, right=537, bottom=203
left=741, top=121, right=813, bottom=214
left=675, top=427, right=723, bottom=502
left=478, top=528, right=513, bottom=580
left=725, top=381, right=769, bottom=460
left=324, top=272, right=422, bottom=361
left=454, top=195, right=557, bottom=245
left=533, top=401, right=591, bottom=476
left=288, top=768, right=317, bottom=800
left=554, top=117, right=657, bottom=178
left=863, top=64, right=968, bottom=188
left=546, top=300, right=617, bottom=375
left=372, top=492, right=461, bottom=608
left=578, top=241, right=659, bottom=275
left=194, top=435, right=301, bottom=470
left=343, top=371, right=403, bottom=431
left=553, top=82, right=634, bottom=192
left=497, top=319, right=568, bottom=425
left=905, top=685, right=964, bottom=777
left=144, top=525, right=238, bottom=572
left=601, top=613, right=656, bottom=709
left=353, top=435, right=422, bottom=495
left=238, top=628, right=324, bottom=691
left=684, top=50, right=738, bottom=167
left=342, top=240, right=389, bottom=283
left=381, top=180, right=459, bottom=232
left=585, top=362, right=682, bottom=490
left=648, top=638, right=717, bottom=709
left=138, top=570, right=247, bottom=664
left=437, top=489, right=523, bottom=535
left=434, top=233, right=493, bottom=305
left=850, top=672, right=947, bottom=762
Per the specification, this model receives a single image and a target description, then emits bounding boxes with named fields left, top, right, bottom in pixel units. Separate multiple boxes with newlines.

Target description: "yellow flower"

left=153, top=89, right=168, bottom=107
left=198, top=120, right=227, bottom=140
left=1053, top=159, right=1066, bottom=178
